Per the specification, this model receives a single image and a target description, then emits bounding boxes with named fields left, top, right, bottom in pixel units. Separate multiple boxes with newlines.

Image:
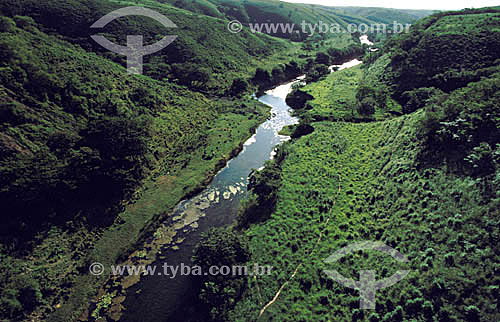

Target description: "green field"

left=232, top=76, right=500, bottom=321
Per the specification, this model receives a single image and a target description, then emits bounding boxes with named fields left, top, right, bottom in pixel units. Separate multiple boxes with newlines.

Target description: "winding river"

left=120, top=77, right=302, bottom=321
left=119, top=56, right=363, bottom=321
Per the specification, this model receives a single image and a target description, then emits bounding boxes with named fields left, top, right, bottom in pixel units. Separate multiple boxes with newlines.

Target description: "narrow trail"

left=257, top=170, right=343, bottom=319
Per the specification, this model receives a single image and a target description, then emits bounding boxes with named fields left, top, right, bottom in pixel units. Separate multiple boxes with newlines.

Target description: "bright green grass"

left=231, top=118, right=410, bottom=320
left=301, top=65, right=362, bottom=120
left=231, top=110, right=500, bottom=321
left=297, top=64, right=401, bottom=121
left=0, top=12, right=278, bottom=321
left=427, top=12, right=500, bottom=35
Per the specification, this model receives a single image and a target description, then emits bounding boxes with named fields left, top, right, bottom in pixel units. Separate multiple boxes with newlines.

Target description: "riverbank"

left=45, top=97, right=270, bottom=322
left=52, top=42, right=367, bottom=321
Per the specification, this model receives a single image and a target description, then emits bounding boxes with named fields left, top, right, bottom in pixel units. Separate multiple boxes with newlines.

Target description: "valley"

left=0, top=1, right=499, bottom=322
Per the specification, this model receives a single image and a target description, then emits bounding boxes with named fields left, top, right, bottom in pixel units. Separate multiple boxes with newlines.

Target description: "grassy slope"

left=296, top=65, right=363, bottom=120
left=1, top=0, right=366, bottom=318
left=231, top=10, right=500, bottom=320
left=233, top=71, right=500, bottom=322
left=326, top=6, right=436, bottom=24
left=163, top=0, right=431, bottom=40
left=235, top=109, right=499, bottom=321
left=0, top=0, right=297, bottom=93
left=232, top=115, right=417, bottom=320
left=0, top=0, right=306, bottom=320
left=375, top=9, right=500, bottom=101
left=288, top=65, right=400, bottom=123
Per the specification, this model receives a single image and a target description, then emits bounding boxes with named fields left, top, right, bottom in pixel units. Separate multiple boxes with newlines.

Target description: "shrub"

left=229, top=78, right=248, bottom=96
left=193, top=227, right=250, bottom=321
left=401, top=87, right=444, bottom=114
left=357, top=97, right=376, bottom=115
left=0, top=16, right=15, bottom=32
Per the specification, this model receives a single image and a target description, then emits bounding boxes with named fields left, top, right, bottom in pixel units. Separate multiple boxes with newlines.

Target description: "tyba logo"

left=323, top=240, right=410, bottom=309
left=91, top=6, right=177, bottom=74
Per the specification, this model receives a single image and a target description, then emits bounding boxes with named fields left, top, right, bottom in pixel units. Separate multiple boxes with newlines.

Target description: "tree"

left=229, top=78, right=248, bottom=96
left=271, top=66, right=285, bottom=83
left=327, top=47, right=343, bottom=62
left=401, top=87, right=444, bottom=114
left=315, top=51, right=330, bottom=65
left=171, top=63, right=211, bottom=89
left=306, top=64, right=329, bottom=82
left=252, top=67, right=271, bottom=85
left=237, top=158, right=284, bottom=228
left=0, top=16, right=15, bottom=32
left=356, top=84, right=376, bottom=103
left=284, top=60, right=301, bottom=78
left=193, top=227, right=250, bottom=320
left=291, top=123, right=314, bottom=139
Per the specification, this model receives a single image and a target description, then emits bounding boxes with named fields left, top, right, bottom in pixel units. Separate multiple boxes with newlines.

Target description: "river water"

left=120, top=77, right=302, bottom=322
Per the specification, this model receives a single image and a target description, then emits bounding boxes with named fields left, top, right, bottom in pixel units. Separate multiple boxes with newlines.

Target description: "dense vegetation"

left=0, top=0, right=298, bottom=319
left=206, top=7, right=500, bottom=322
left=358, top=8, right=500, bottom=110
left=193, top=227, right=251, bottom=321
left=0, top=10, right=280, bottom=319
left=0, top=0, right=296, bottom=94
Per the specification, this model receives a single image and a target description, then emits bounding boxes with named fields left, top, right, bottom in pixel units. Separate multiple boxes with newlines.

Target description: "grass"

left=294, top=62, right=403, bottom=122
left=231, top=23, right=500, bottom=318
left=298, top=65, right=363, bottom=120
left=0, top=9, right=280, bottom=321
left=233, top=101, right=500, bottom=321
left=48, top=98, right=270, bottom=322
left=231, top=117, right=413, bottom=320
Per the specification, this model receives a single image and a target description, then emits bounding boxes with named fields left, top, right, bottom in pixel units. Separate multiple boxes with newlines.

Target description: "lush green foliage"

left=0, top=0, right=294, bottom=94
left=288, top=65, right=398, bottom=121
left=193, top=227, right=251, bottom=320
left=416, top=70, right=500, bottom=175
left=378, top=8, right=500, bottom=103
left=237, top=151, right=285, bottom=228
left=163, top=0, right=428, bottom=41
left=0, top=1, right=492, bottom=321
left=231, top=110, right=500, bottom=322
left=229, top=9, right=500, bottom=321
left=0, top=18, right=159, bottom=236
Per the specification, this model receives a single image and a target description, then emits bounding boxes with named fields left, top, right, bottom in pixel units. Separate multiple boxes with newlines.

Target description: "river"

left=119, top=56, right=363, bottom=321
left=119, top=77, right=302, bottom=322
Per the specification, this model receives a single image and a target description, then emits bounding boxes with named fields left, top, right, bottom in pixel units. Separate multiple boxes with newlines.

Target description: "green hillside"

left=359, top=7, right=500, bottom=107
left=1, top=1, right=498, bottom=322
left=328, top=6, right=437, bottom=24
left=163, top=0, right=432, bottom=41
left=0, top=11, right=281, bottom=320
left=0, top=0, right=298, bottom=94
left=217, top=8, right=500, bottom=322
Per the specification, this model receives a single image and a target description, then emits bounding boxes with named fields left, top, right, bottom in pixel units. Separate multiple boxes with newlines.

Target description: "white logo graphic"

left=323, top=241, right=410, bottom=309
left=91, top=6, right=177, bottom=74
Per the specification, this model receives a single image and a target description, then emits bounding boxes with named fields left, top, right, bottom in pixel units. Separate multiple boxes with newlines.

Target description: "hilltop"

left=162, top=0, right=432, bottom=40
